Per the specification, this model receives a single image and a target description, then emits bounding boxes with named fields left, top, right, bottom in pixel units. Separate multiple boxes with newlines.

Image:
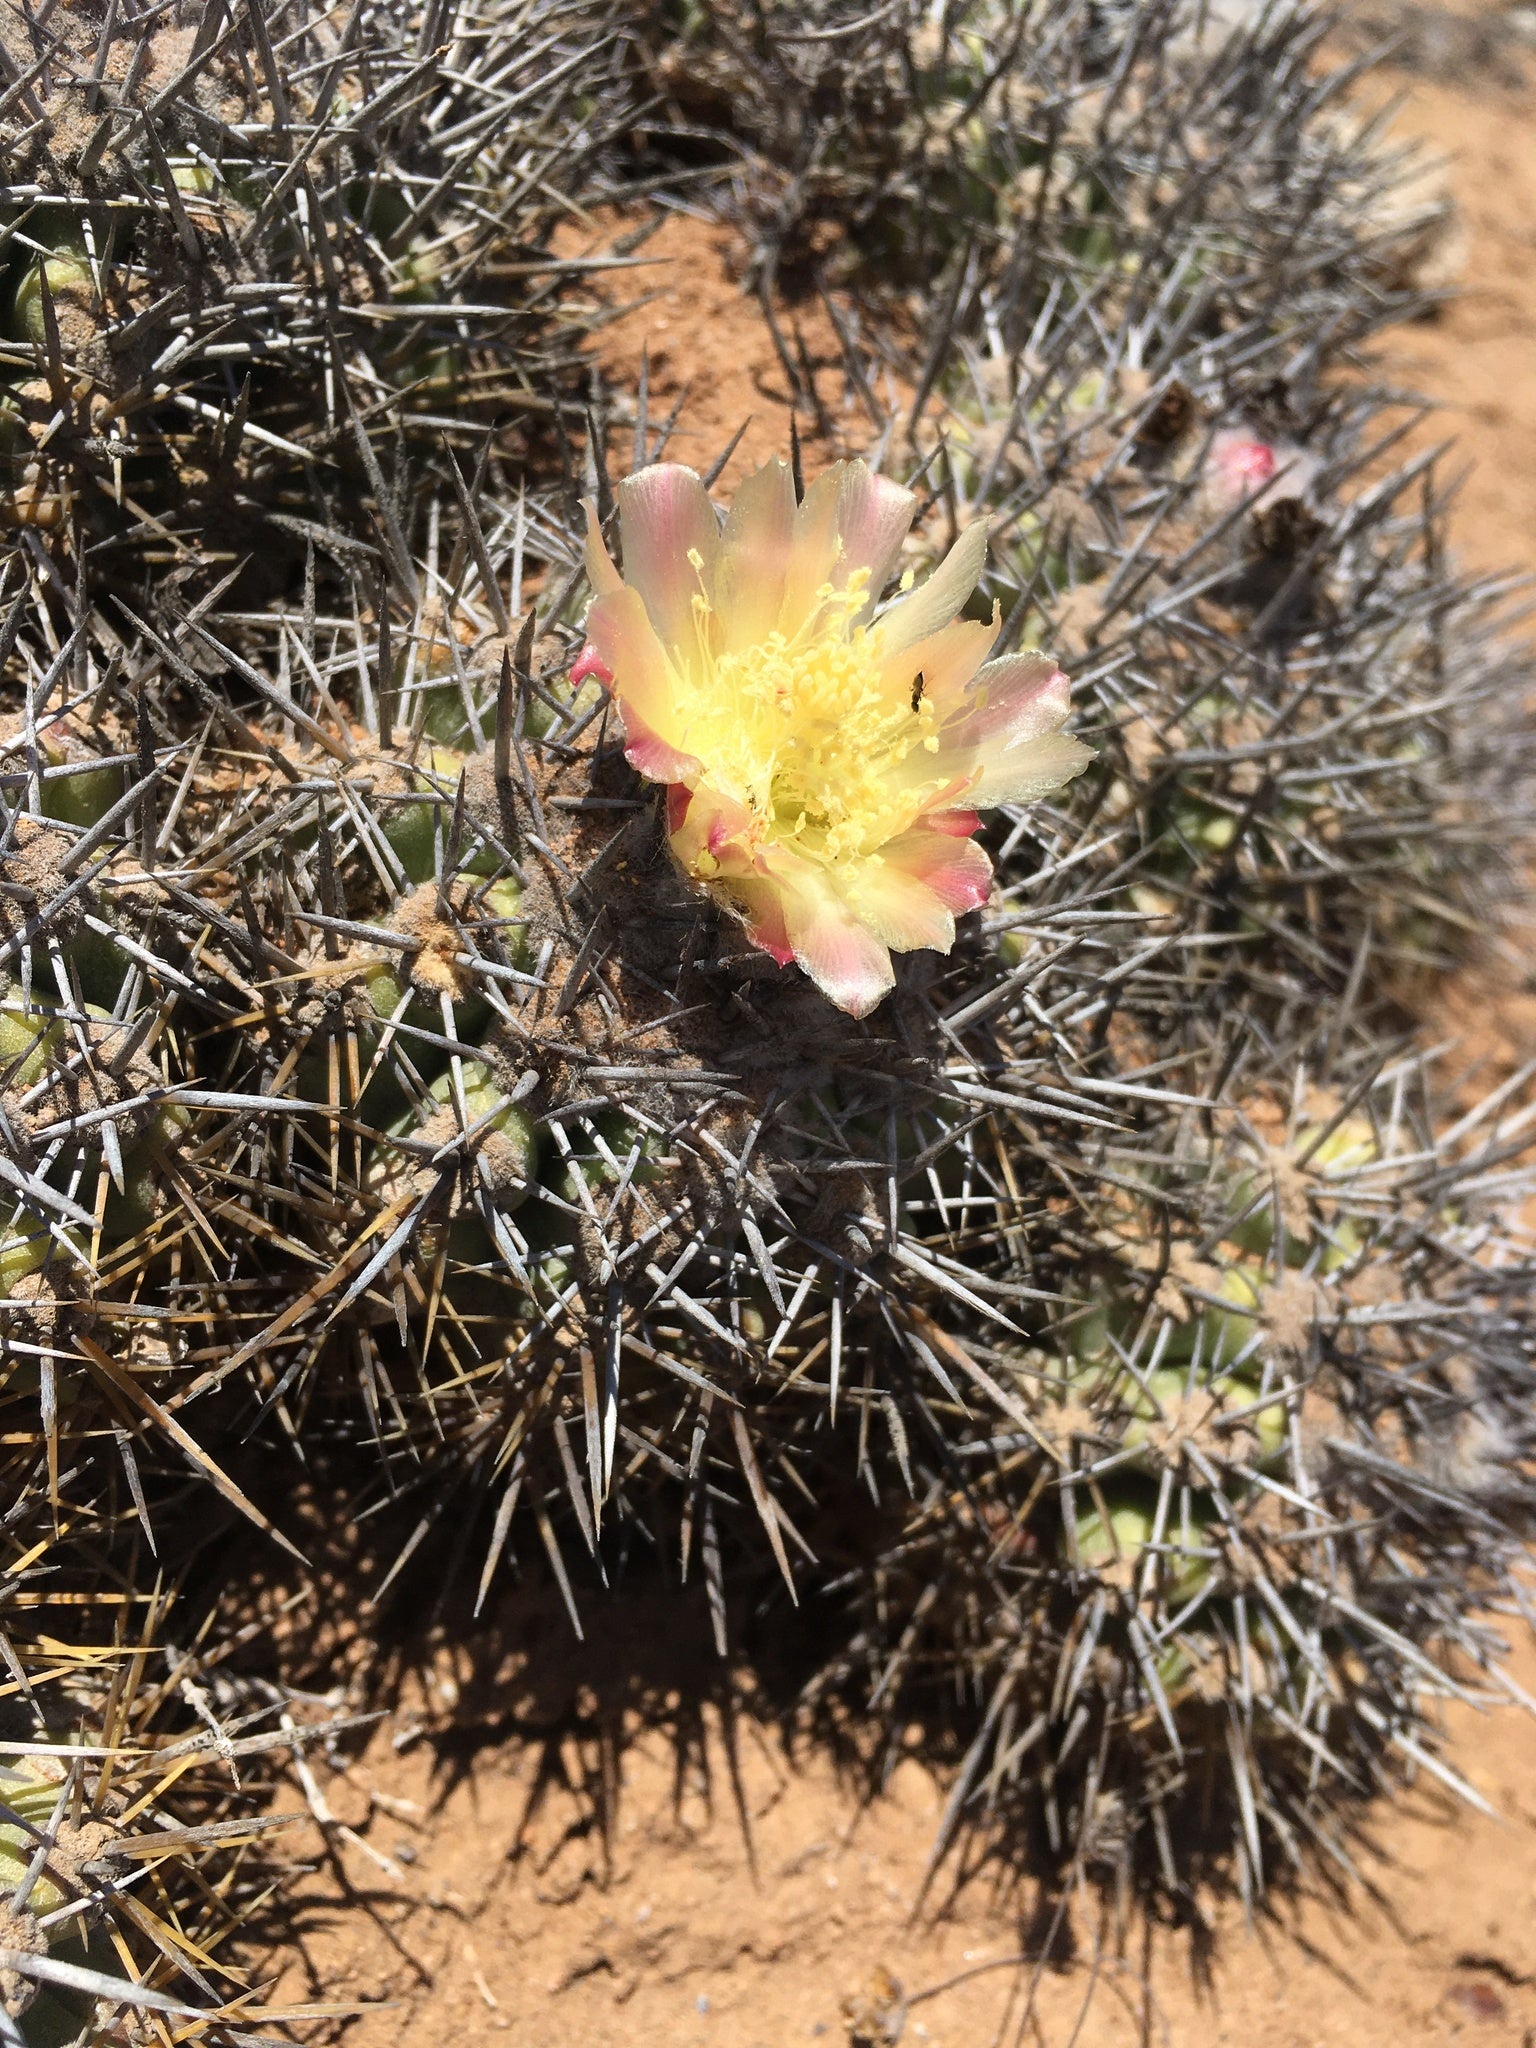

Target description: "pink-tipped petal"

left=873, top=521, right=990, bottom=656
left=582, top=586, right=694, bottom=770
left=669, top=782, right=753, bottom=875
left=570, top=643, right=611, bottom=689
left=625, top=715, right=704, bottom=785
left=938, top=655, right=1072, bottom=756
left=726, top=875, right=795, bottom=966
left=1208, top=430, right=1276, bottom=505
left=845, top=857, right=957, bottom=954
left=926, top=808, right=982, bottom=838
left=777, top=466, right=845, bottom=635
left=831, top=463, right=918, bottom=616
left=881, top=825, right=994, bottom=912
left=582, top=499, right=623, bottom=598
left=781, top=872, right=895, bottom=1019
left=896, top=656, right=1078, bottom=800
left=779, top=460, right=916, bottom=633
left=617, top=464, right=720, bottom=659
left=715, top=458, right=797, bottom=652
left=965, top=729, right=1096, bottom=808
left=1206, top=429, right=1320, bottom=514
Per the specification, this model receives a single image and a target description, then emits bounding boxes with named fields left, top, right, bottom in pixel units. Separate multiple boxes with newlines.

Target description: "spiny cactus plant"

left=796, top=1046, right=1536, bottom=1905
left=0, top=1565, right=316, bottom=2048
left=605, top=0, right=1536, bottom=1901
left=1, top=0, right=1534, bottom=1931
left=4, top=404, right=1532, bottom=1915
left=0, top=0, right=633, bottom=563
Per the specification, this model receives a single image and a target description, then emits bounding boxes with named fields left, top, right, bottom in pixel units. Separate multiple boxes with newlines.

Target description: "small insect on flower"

left=573, top=458, right=1093, bottom=1017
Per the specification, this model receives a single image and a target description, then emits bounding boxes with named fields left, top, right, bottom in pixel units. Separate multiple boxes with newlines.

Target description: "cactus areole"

left=574, top=459, right=1093, bottom=1016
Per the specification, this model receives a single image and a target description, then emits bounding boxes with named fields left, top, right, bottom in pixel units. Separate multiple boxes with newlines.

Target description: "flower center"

left=677, top=568, right=940, bottom=863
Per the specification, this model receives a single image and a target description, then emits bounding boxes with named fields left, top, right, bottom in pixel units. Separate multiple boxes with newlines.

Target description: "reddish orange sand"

left=269, top=1625, right=1536, bottom=2048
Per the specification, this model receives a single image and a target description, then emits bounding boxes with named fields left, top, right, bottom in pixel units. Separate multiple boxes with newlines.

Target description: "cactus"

left=0, top=0, right=632, bottom=565
left=611, top=0, right=1536, bottom=1900
left=795, top=1048, right=1534, bottom=1900
left=0, top=1570, right=322, bottom=2048
left=0, top=0, right=1532, bottom=1939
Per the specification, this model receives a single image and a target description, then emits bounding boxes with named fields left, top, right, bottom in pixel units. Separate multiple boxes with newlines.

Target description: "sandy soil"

left=266, top=1612, right=1536, bottom=2048
left=566, top=208, right=902, bottom=486
left=263, top=31, right=1536, bottom=2048
left=1349, top=19, right=1536, bottom=581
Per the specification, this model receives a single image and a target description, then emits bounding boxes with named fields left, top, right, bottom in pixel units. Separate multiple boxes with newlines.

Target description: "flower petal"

left=830, top=463, right=918, bottom=614
left=779, top=460, right=916, bottom=634
left=897, top=656, right=1082, bottom=800
left=714, top=458, right=798, bottom=653
left=582, top=499, right=623, bottom=598
left=780, top=869, right=895, bottom=1018
left=938, top=655, right=1072, bottom=756
left=724, top=876, right=795, bottom=966
left=624, top=712, right=704, bottom=785
left=1205, top=429, right=1320, bottom=514
left=880, top=824, right=994, bottom=912
left=582, top=586, right=699, bottom=780
left=617, top=464, right=720, bottom=659
left=844, top=856, right=957, bottom=954
left=569, top=642, right=611, bottom=690
left=910, top=655, right=1094, bottom=805
left=873, top=520, right=990, bottom=656
left=670, top=793, right=799, bottom=967
left=925, top=808, right=982, bottom=839
left=965, top=729, right=1096, bottom=808
left=878, top=616, right=998, bottom=716
left=669, top=782, right=754, bottom=875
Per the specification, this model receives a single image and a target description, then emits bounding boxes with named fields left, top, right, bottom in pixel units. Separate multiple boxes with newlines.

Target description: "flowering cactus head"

left=575, top=457, right=1092, bottom=1017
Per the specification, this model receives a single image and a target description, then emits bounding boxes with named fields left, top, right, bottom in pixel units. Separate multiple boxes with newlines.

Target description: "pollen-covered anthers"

left=675, top=568, right=947, bottom=863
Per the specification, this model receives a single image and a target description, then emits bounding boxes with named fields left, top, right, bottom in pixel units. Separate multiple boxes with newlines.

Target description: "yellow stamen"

left=673, top=570, right=942, bottom=864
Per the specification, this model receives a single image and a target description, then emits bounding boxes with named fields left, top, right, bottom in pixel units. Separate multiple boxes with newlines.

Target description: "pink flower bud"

left=1206, top=427, right=1319, bottom=516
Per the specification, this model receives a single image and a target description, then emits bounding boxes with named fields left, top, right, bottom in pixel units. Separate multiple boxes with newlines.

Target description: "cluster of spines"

left=793, top=1028, right=1536, bottom=1906
left=0, top=1563, right=343, bottom=2047
left=0, top=0, right=640, bottom=560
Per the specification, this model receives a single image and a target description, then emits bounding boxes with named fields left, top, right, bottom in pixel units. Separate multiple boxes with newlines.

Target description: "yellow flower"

left=574, top=457, right=1092, bottom=1017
